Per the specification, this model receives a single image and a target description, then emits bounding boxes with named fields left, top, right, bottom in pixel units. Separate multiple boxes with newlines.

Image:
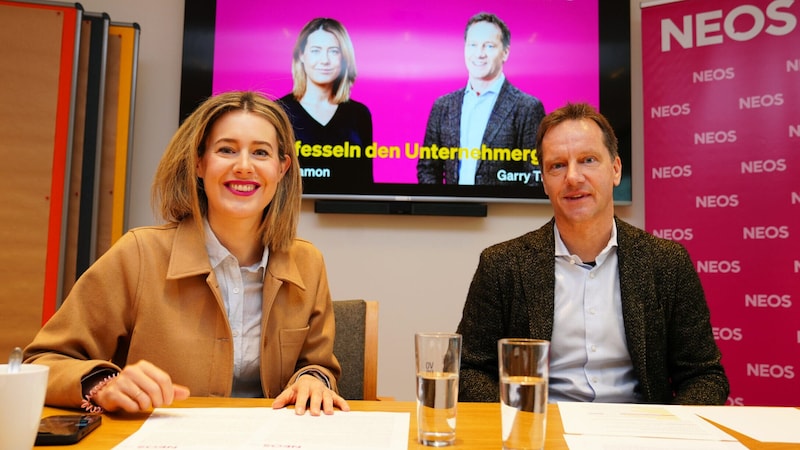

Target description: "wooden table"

left=36, top=398, right=797, bottom=449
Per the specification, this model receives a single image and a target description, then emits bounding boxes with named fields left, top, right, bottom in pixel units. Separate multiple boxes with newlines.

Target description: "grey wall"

left=77, top=0, right=646, bottom=401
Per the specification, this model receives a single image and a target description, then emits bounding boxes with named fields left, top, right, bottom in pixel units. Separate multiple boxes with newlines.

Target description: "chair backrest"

left=332, top=299, right=378, bottom=400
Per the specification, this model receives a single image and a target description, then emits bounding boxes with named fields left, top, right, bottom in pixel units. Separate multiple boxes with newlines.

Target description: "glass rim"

left=415, top=331, right=461, bottom=338
left=497, top=338, right=549, bottom=345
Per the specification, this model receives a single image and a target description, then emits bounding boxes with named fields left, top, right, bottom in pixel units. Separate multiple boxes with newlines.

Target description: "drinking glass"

left=415, top=332, right=461, bottom=447
left=498, top=338, right=549, bottom=450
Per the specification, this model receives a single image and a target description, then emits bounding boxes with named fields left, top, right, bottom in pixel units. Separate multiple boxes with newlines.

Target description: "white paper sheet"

left=558, top=402, right=737, bottom=441
left=687, top=406, right=800, bottom=443
left=112, top=408, right=410, bottom=450
left=564, top=434, right=748, bottom=450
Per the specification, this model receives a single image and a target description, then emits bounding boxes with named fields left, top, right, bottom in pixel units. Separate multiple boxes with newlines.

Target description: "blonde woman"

left=25, top=91, right=349, bottom=415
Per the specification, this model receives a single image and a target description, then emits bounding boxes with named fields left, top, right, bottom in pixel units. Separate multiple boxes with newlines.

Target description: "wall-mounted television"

left=180, top=0, right=631, bottom=215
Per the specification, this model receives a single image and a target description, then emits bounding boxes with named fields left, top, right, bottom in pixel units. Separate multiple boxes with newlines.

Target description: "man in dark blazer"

left=457, top=103, right=729, bottom=405
left=417, top=13, right=545, bottom=186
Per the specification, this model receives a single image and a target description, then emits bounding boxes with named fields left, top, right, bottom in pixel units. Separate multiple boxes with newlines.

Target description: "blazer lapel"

left=615, top=219, right=654, bottom=398
left=167, top=217, right=212, bottom=279
left=261, top=245, right=306, bottom=318
left=482, top=80, right=515, bottom=145
left=522, top=220, right=557, bottom=340
left=446, top=90, right=465, bottom=145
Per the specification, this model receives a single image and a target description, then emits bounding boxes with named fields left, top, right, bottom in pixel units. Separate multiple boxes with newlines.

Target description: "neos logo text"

left=697, top=260, right=741, bottom=273
left=696, top=194, right=739, bottom=208
left=651, top=165, right=692, bottom=179
left=713, top=327, right=743, bottom=341
left=661, top=0, right=797, bottom=51
left=651, top=103, right=691, bottom=118
left=693, top=67, right=735, bottom=83
left=745, top=294, right=792, bottom=308
left=652, top=228, right=694, bottom=241
left=747, top=364, right=795, bottom=379
left=741, top=159, right=787, bottom=173
left=743, top=225, right=790, bottom=239
left=727, top=397, right=745, bottom=406
left=694, top=130, right=737, bottom=144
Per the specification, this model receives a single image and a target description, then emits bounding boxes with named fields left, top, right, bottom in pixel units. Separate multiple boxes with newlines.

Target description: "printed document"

left=563, top=434, right=748, bottom=450
left=558, top=402, right=736, bottom=441
left=113, top=407, right=410, bottom=450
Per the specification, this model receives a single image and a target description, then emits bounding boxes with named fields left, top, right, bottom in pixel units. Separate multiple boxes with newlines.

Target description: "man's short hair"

left=465, top=12, right=511, bottom=49
left=536, top=102, right=619, bottom=159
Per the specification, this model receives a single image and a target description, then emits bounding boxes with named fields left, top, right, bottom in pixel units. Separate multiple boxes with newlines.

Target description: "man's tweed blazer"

left=457, top=217, right=729, bottom=405
left=417, top=79, right=545, bottom=186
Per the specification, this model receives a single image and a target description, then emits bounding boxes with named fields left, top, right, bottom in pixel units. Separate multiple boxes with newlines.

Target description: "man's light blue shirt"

left=548, top=222, right=640, bottom=403
left=458, top=74, right=504, bottom=185
left=204, top=219, right=268, bottom=398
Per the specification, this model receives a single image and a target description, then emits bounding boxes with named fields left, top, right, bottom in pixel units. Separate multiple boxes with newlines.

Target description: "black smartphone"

left=35, top=414, right=102, bottom=446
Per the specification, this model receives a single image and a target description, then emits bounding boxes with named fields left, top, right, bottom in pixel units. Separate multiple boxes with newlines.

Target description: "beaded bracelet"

left=81, top=372, right=118, bottom=413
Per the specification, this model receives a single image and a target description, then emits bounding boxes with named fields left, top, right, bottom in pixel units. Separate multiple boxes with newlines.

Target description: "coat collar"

left=265, top=243, right=306, bottom=292
left=165, top=217, right=306, bottom=291
left=166, top=218, right=211, bottom=279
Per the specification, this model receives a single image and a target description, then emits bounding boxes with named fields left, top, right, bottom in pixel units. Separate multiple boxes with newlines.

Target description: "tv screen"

left=180, top=0, right=631, bottom=207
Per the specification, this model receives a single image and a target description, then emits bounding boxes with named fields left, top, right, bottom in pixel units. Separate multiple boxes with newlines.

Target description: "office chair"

left=332, top=299, right=379, bottom=400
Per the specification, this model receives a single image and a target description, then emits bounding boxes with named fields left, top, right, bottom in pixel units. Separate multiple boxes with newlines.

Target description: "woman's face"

left=196, top=110, right=290, bottom=228
left=300, top=29, right=342, bottom=87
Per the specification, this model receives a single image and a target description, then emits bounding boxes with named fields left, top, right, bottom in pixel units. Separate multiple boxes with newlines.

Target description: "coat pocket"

left=279, top=326, right=310, bottom=381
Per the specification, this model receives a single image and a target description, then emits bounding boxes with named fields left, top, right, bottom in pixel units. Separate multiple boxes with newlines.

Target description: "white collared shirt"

left=548, top=222, right=640, bottom=403
left=458, top=74, right=505, bottom=185
left=204, top=219, right=268, bottom=397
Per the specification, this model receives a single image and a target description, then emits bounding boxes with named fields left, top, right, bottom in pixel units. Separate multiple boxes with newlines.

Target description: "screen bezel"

left=179, top=0, right=632, bottom=205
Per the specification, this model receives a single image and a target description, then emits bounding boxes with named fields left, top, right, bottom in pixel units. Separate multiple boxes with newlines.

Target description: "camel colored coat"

left=24, top=218, right=340, bottom=408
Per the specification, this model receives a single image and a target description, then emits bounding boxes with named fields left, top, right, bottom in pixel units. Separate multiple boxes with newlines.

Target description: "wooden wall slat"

left=0, top=0, right=81, bottom=356
left=108, top=22, right=140, bottom=245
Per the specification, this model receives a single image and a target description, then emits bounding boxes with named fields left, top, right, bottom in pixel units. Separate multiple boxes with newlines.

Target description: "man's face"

left=541, top=118, right=621, bottom=226
left=464, top=21, right=508, bottom=83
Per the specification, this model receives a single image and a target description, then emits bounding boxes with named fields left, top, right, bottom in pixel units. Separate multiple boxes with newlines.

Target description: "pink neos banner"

left=642, top=0, right=799, bottom=406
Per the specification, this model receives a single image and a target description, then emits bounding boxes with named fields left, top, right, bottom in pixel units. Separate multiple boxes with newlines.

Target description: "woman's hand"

left=272, top=374, right=350, bottom=415
left=93, top=360, right=191, bottom=413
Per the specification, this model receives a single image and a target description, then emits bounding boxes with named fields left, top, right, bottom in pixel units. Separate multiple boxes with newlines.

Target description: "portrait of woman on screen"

left=279, top=17, right=374, bottom=192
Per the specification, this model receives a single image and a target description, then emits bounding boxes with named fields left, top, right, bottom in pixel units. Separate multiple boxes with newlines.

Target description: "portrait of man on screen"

left=416, top=12, right=546, bottom=187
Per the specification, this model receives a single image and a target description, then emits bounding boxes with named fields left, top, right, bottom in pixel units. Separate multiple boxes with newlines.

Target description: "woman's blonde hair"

left=290, top=18, right=357, bottom=104
left=151, top=91, right=302, bottom=252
